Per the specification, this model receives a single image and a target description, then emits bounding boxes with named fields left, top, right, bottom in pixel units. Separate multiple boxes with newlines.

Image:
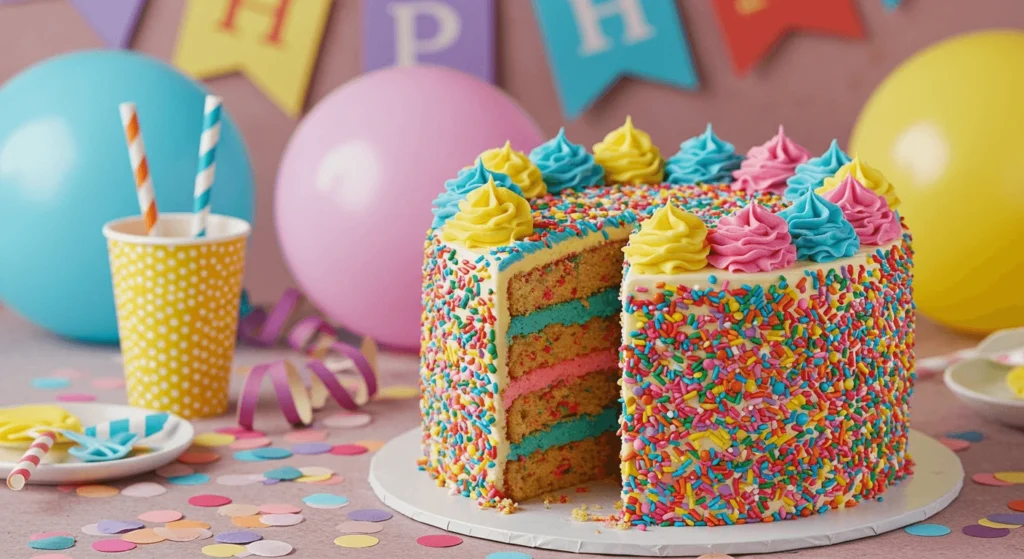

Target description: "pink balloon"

left=276, top=66, right=543, bottom=350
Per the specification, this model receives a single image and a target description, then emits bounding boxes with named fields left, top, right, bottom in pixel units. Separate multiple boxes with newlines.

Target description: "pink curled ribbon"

left=236, top=288, right=378, bottom=430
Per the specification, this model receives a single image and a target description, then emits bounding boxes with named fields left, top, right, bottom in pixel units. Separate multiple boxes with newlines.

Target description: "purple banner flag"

left=69, top=0, right=148, bottom=49
left=363, top=0, right=494, bottom=82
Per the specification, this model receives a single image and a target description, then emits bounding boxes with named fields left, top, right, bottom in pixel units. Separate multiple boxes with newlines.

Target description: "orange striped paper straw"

left=119, top=103, right=159, bottom=236
left=6, top=430, right=55, bottom=490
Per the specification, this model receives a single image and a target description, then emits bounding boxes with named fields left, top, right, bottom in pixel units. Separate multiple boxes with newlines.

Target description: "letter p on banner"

left=363, top=0, right=495, bottom=83
left=173, top=0, right=334, bottom=117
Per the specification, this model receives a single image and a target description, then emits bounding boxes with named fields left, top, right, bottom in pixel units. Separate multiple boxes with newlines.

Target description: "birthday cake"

left=418, top=119, right=915, bottom=527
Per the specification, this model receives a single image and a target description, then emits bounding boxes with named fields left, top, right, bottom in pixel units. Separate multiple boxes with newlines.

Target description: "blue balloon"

left=0, top=51, right=254, bottom=342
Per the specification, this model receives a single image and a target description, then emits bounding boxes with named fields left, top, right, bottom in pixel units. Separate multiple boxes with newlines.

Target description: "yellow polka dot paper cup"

left=103, top=213, right=251, bottom=419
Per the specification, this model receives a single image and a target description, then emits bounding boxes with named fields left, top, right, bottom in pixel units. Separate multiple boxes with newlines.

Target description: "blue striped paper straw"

left=193, top=95, right=223, bottom=237
left=84, top=412, right=170, bottom=440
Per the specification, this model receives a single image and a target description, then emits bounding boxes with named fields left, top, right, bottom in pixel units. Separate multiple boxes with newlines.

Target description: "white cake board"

left=370, top=428, right=962, bottom=556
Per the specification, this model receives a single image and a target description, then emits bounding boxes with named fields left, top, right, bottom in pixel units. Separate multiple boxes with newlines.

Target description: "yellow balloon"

left=851, top=30, right=1024, bottom=334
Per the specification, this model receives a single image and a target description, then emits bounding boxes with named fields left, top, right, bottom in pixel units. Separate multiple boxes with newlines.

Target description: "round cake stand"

left=369, top=429, right=963, bottom=557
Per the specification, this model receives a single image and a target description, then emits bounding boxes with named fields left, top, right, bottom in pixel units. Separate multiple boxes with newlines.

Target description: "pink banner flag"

left=69, top=0, right=148, bottom=49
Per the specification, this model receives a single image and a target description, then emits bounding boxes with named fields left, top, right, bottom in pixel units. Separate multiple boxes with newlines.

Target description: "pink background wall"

left=2, top=0, right=1022, bottom=305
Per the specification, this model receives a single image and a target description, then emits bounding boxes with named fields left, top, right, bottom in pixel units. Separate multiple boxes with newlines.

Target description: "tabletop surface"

left=1, top=307, right=1022, bottom=559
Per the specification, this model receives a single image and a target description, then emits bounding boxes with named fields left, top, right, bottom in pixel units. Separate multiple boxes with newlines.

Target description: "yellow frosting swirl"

left=442, top=177, right=534, bottom=249
left=593, top=116, right=664, bottom=185
left=623, top=203, right=709, bottom=274
left=818, top=157, right=901, bottom=209
left=479, top=141, right=547, bottom=198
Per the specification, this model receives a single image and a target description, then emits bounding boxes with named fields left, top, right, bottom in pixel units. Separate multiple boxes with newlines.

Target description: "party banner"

left=363, top=0, right=494, bottom=82
left=69, top=0, right=148, bottom=49
left=531, top=0, right=699, bottom=119
left=173, top=0, right=334, bottom=117
left=712, top=0, right=865, bottom=76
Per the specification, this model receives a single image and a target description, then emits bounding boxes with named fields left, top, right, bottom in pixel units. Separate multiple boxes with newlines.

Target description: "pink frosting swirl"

left=821, top=175, right=901, bottom=246
left=732, top=126, right=811, bottom=195
left=707, top=203, right=797, bottom=273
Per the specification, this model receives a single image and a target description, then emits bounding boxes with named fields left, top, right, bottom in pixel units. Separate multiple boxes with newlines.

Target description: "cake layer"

left=507, top=406, right=618, bottom=461
left=503, top=432, right=619, bottom=502
left=503, top=350, right=618, bottom=407
left=507, top=288, right=619, bottom=340
left=505, top=367, right=619, bottom=443
left=507, top=240, right=626, bottom=316
left=507, top=316, right=619, bottom=380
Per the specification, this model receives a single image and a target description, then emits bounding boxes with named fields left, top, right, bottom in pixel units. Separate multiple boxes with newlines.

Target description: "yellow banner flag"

left=173, top=0, right=334, bottom=117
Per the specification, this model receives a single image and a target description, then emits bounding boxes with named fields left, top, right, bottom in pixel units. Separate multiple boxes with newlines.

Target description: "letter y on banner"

left=173, top=0, right=334, bottom=117
left=531, top=0, right=699, bottom=119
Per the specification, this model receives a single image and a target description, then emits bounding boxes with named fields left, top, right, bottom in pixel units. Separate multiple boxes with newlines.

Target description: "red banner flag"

left=712, top=0, right=865, bottom=76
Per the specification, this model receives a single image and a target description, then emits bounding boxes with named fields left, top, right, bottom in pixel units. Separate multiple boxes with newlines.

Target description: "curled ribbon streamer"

left=236, top=288, right=378, bottom=430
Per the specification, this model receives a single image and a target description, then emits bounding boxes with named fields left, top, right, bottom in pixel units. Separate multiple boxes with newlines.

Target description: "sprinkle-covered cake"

left=419, top=119, right=915, bottom=527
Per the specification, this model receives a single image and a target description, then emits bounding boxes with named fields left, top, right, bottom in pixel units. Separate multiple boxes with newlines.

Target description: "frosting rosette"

left=665, top=123, right=743, bottom=185
left=622, top=203, right=709, bottom=274
left=528, top=128, right=605, bottom=193
left=784, top=139, right=851, bottom=202
left=732, top=125, right=811, bottom=195
left=442, top=177, right=534, bottom=249
left=821, top=175, right=902, bottom=246
left=593, top=116, right=664, bottom=185
left=479, top=141, right=547, bottom=199
left=818, top=157, right=901, bottom=209
left=707, top=203, right=796, bottom=273
left=779, top=189, right=860, bottom=263
left=431, top=159, right=522, bottom=228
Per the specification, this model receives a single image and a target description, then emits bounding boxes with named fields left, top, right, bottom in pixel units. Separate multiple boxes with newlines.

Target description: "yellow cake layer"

left=507, top=316, right=620, bottom=380
left=507, top=240, right=627, bottom=316
left=503, top=432, right=619, bottom=502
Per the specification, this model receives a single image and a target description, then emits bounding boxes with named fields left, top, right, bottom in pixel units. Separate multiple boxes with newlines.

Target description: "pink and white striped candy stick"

left=119, top=102, right=159, bottom=236
left=6, top=430, right=55, bottom=490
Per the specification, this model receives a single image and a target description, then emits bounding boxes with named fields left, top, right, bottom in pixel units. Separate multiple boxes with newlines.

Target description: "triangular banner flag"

left=69, top=0, right=148, bottom=49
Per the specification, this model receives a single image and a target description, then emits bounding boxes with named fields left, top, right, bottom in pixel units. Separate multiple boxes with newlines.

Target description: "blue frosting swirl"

left=664, top=124, right=744, bottom=185
left=528, top=128, right=605, bottom=193
left=784, top=139, right=851, bottom=201
left=778, top=189, right=860, bottom=263
left=431, top=159, right=523, bottom=229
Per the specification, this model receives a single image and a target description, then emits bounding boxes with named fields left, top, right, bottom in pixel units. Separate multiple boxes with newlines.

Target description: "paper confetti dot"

left=217, top=473, right=265, bottom=486
left=323, top=411, right=372, bottom=428
left=219, top=503, right=262, bottom=517
left=156, top=463, right=194, bottom=478
left=284, top=429, right=327, bottom=442
left=91, top=377, right=125, bottom=390
left=346, top=509, right=392, bottom=522
left=264, top=466, right=303, bottom=481
left=194, top=432, right=236, bottom=447
left=121, top=481, right=166, bottom=498
left=32, top=377, right=71, bottom=390
left=904, top=523, right=951, bottom=537
left=165, top=520, right=211, bottom=530
left=994, top=472, right=1024, bottom=484
left=309, top=474, right=345, bottom=485
left=486, top=553, right=533, bottom=559
left=252, top=447, right=292, bottom=460
left=28, top=536, right=75, bottom=550
left=189, top=494, right=233, bottom=507
left=263, top=478, right=281, bottom=485
left=335, top=535, right=379, bottom=548
left=299, top=466, right=333, bottom=477
left=260, top=514, right=304, bottom=527
left=81, top=523, right=107, bottom=536
left=153, top=527, right=207, bottom=542
left=353, top=440, right=386, bottom=452
left=231, top=437, right=273, bottom=450
left=234, top=449, right=266, bottom=461
left=972, top=473, right=1012, bottom=486
left=962, top=524, right=1010, bottom=538
left=178, top=448, right=222, bottom=464
left=1009, top=500, right=1024, bottom=512
left=337, top=521, right=384, bottom=534
left=202, top=543, right=248, bottom=557
left=259, top=503, right=301, bottom=514
left=97, top=520, right=144, bottom=534
left=56, top=392, right=97, bottom=402
left=946, top=430, right=984, bottom=442
left=302, top=493, right=349, bottom=509
left=938, top=437, right=970, bottom=452
left=291, top=442, right=332, bottom=455
left=168, top=473, right=211, bottom=486
left=986, top=512, right=1024, bottom=524
left=216, top=530, right=263, bottom=544
left=330, top=444, right=368, bottom=456
left=92, top=539, right=136, bottom=552
left=417, top=534, right=463, bottom=548
left=121, top=528, right=166, bottom=544
left=232, top=515, right=269, bottom=528
left=978, top=518, right=1021, bottom=529
left=137, top=510, right=182, bottom=523
left=246, top=540, right=294, bottom=557
left=76, top=485, right=119, bottom=498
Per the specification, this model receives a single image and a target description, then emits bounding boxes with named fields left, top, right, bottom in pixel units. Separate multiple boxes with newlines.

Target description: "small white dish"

left=944, top=357, right=1024, bottom=428
left=0, top=403, right=194, bottom=485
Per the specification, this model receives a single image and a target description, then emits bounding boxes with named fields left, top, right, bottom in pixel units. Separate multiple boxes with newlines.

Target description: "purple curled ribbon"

left=235, top=288, right=378, bottom=430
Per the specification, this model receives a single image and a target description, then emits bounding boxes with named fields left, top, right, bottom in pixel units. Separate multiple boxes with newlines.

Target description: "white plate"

left=0, top=403, right=194, bottom=485
left=944, top=357, right=1024, bottom=428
